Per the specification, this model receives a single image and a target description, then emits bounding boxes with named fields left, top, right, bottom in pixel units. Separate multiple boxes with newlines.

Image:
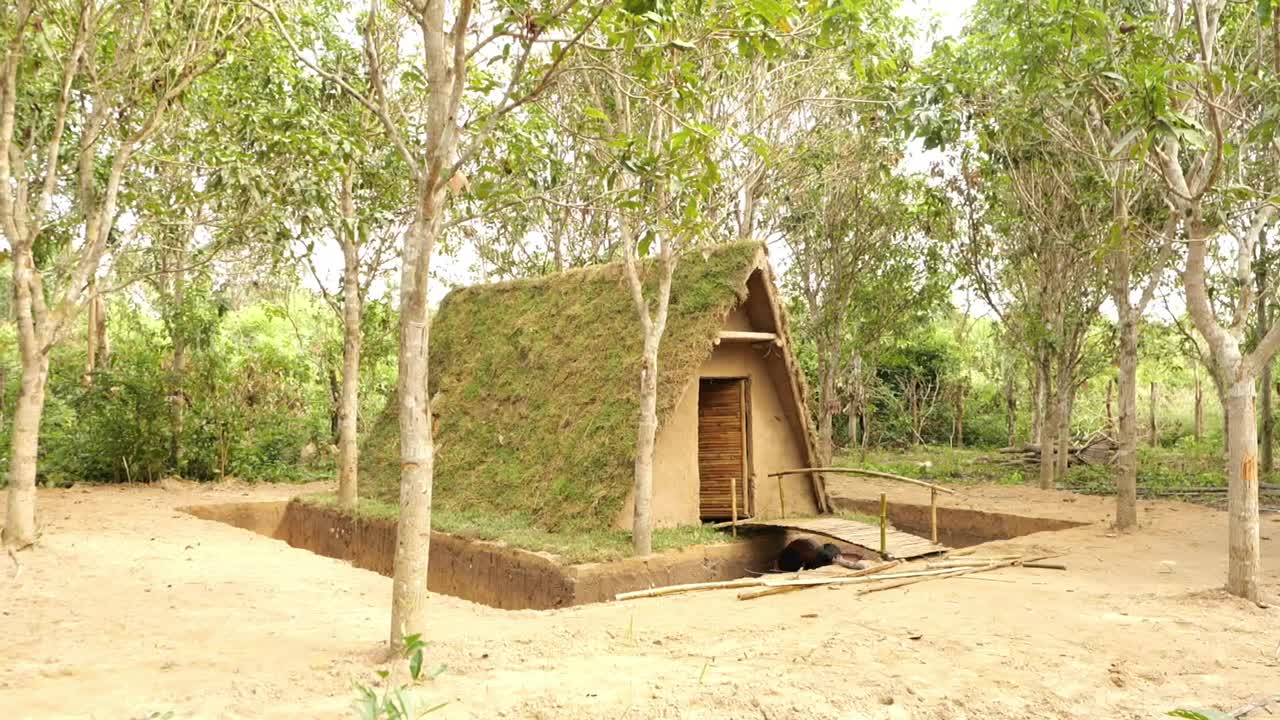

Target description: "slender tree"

left=0, top=0, right=248, bottom=549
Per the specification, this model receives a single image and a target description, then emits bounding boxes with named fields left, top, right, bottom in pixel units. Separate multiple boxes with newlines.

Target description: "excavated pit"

left=182, top=499, right=785, bottom=610
left=833, top=496, right=1087, bottom=547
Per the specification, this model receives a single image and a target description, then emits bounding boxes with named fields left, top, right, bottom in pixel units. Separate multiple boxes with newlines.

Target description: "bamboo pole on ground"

left=736, top=560, right=902, bottom=600
left=616, top=576, right=767, bottom=601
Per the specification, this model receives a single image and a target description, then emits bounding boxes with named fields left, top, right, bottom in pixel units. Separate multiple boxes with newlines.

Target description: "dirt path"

left=1, top=479, right=1278, bottom=719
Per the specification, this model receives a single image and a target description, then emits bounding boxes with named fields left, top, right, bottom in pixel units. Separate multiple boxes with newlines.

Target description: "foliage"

left=0, top=283, right=398, bottom=486
left=352, top=634, right=447, bottom=720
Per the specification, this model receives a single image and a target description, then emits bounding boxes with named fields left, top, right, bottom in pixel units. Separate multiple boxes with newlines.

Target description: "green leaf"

left=409, top=647, right=423, bottom=681
left=1259, top=0, right=1274, bottom=25
left=637, top=230, right=654, bottom=257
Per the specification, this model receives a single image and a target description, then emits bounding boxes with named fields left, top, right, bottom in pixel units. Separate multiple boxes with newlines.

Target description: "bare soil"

left=1, top=478, right=1278, bottom=719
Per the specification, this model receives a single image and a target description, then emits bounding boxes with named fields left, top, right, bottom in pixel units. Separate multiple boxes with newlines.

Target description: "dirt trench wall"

left=833, top=497, right=1087, bottom=547
left=182, top=500, right=783, bottom=610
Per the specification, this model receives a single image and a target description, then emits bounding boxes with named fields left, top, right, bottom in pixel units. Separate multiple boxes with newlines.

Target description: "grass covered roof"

left=361, top=241, right=766, bottom=532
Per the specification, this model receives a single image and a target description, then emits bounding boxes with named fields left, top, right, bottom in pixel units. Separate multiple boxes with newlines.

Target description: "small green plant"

left=353, top=634, right=447, bottom=720
left=1168, top=709, right=1234, bottom=720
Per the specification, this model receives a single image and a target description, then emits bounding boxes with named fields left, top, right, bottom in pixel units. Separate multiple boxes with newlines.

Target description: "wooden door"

left=698, top=378, right=751, bottom=520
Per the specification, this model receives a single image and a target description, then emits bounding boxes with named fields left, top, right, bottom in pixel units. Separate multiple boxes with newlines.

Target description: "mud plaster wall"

left=184, top=500, right=786, bottom=610
left=615, top=304, right=819, bottom=529
left=833, top=497, right=1087, bottom=547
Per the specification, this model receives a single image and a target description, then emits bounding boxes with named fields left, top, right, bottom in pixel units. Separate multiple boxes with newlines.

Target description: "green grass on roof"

left=361, top=242, right=763, bottom=532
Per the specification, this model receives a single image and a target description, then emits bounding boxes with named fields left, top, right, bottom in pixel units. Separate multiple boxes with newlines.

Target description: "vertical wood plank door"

left=698, top=378, right=749, bottom=520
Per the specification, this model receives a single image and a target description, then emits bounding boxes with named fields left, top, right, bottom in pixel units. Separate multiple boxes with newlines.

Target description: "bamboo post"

left=731, top=476, right=738, bottom=537
left=879, top=493, right=887, bottom=555
left=930, top=487, right=938, bottom=544
left=777, top=475, right=787, bottom=518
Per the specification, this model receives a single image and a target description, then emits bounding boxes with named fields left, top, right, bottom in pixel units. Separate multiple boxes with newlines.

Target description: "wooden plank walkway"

left=732, top=517, right=947, bottom=560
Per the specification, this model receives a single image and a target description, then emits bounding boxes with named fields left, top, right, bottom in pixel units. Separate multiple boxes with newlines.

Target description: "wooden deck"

left=733, top=516, right=947, bottom=560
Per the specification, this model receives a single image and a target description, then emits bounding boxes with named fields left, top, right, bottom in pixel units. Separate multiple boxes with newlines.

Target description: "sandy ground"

left=1, top=479, right=1278, bottom=720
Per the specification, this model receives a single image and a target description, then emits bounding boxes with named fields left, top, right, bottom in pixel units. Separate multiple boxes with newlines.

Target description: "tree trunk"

left=1031, top=363, right=1045, bottom=445
left=1115, top=310, right=1140, bottom=531
left=1004, top=365, right=1016, bottom=447
left=1223, top=378, right=1262, bottom=601
left=83, top=284, right=100, bottom=386
left=1262, top=246, right=1274, bottom=474
left=1183, top=210, right=1263, bottom=602
left=170, top=248, right=187, bottom=473
left=1194, top=364, right=1204, bottom=442
left=1262, top=362, right=1274, bottom=475
left=1148, top=381, right=1159, bottom=447
left=1055, top=370, right=1073, bottom=481
left=860, top=405, right=871, bottom=460
left=389, top=205, right=441, bottom=648
left=1037, top=360, right=1057, bottom=490
left=816, top=352, right=837, bottom=466
left=3, top=353, right=50, bottom=549
left=1105, top=379, right=1115, bottom=434
left=337, top=173, right=362, bottom=511
left=632, top=334, right=660, bottom=555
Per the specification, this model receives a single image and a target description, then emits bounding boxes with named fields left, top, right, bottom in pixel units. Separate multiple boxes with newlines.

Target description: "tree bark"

left=1037, top=359, right=1057, bottom=490
left=169, top=240, right=188, bottom=473
left=1261, top=240, right=1273, bottom=474
left=1223, top=378, right=1262, bottom=601
left=1055, top=366, right=1074, bottom=480
left=337, top=171, right=362, bottom=511
left=390, top=204, right=441, bottom=647
left=627, top=246, right=675, bottom=557
left=3, top=353, right=49, bottom=549
left=1194, top=364, right=1204, bottom=442
left=1004, top=363, right=1016, bottom=447
left=816, top=351, right=837, bottom=466
left=1183, top=209, right=1264, bottom=602
left=1115, top=308, right=1140, bottom=531
left=1031, top=362, right=1045, bottom=446
left=632, top=333, right=661, bottom=554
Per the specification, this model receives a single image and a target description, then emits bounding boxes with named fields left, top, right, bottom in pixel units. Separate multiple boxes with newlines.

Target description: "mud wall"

left=182, top=500, right=783, bottom=610
left=833, top=497, right=1087, bottom=547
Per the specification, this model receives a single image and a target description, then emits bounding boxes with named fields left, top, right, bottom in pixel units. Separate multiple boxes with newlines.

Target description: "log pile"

left=997, top=432, right=1117, bottom=468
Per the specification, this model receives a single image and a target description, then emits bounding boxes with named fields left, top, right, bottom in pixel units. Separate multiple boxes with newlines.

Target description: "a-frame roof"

left=362, top=241, right=822, bottom=531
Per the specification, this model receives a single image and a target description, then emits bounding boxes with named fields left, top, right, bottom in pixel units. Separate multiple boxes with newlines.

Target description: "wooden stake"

left=930, top=487, right=938, bottom=544
left=777, top=475, right=787, bottom=518
left=731, top=476, right=738, bottom=538
left=879, top=493, right=887, bottom=555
